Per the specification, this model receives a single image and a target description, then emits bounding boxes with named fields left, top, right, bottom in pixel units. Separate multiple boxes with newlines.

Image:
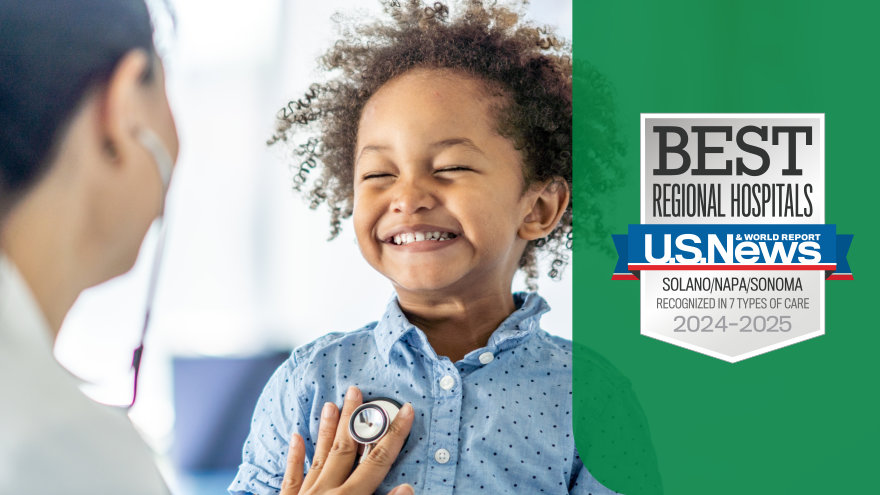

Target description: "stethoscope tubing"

left=127, top=217, right=167, bottom=410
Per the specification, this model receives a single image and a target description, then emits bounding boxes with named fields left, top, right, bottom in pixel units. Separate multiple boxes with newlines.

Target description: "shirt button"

left=439, top=375, right=455, bottom=390
left=478, top=351, right=494, bottom=364
left=434, top=448, right=451, bottom=464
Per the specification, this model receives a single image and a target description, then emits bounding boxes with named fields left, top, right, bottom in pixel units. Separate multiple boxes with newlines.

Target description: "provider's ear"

left=100, top=49, right=152, bottom=163
left=518, top=177, right=570, bottom=241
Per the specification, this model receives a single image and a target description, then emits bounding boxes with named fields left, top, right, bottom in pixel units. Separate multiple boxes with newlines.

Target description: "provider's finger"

left=388, top=483, right=415, bottom=495
left=343, top=402, right=414, bottom=490
left=316, top=386, right=363, bottom=487
left=280, top=433, right=305, bottom=495
left=302, top=401, right=340, bottom=487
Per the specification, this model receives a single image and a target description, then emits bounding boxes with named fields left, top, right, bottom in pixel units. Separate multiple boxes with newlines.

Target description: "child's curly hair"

left=270, top=0, right=594, bottom=288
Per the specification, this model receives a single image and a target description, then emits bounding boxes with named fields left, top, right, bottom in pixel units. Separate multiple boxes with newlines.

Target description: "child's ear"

left=518, top=177, right=570, bottom=241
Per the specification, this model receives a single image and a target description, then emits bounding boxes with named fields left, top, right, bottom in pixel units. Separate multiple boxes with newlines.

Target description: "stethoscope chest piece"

left=348, top=397, right=402, bottom=462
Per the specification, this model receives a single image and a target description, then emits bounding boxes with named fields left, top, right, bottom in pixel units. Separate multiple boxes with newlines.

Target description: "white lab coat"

left=0, top=255, right=169, bottom=494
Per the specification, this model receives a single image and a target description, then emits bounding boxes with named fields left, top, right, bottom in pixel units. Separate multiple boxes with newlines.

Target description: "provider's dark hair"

left=270, top=0, right=577, bottom=287
left=0, top=0, right=157, bottom=217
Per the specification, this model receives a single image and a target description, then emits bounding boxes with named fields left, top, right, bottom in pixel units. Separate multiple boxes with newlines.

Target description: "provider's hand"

left=281, top=386, right=415, bottom=495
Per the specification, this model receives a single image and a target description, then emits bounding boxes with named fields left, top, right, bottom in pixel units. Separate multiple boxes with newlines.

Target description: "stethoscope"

left=125, top=127, right=174, bottom=410
left=348, top=397, right=405, bottom=462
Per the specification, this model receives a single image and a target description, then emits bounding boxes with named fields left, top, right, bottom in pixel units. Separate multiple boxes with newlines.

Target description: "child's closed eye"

left=361, top=172, right=396, bottom=181
left=434, top=165, right=475, bottom=174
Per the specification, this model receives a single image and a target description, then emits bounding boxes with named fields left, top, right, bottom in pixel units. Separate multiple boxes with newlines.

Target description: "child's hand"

left=280, top=386, right=415, bottom=495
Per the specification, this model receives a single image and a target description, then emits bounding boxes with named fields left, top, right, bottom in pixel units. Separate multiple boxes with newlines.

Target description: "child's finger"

left=316, top=386, right=363, bottom=487
left=279, top=434, right=305, bottom=495
left=302, top=401, right=339, bottom=488
left=343, top=402, right=414, bottom=490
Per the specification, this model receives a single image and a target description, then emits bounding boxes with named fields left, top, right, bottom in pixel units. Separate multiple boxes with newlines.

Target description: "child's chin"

left=390, top=272, right=462, bottom=294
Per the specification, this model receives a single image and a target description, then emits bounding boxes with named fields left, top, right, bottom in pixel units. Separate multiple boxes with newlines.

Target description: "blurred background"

left=53, top=1, right=572, bottom=493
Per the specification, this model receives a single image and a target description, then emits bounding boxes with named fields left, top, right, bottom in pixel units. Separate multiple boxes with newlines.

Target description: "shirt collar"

left=0, top=253, right=55, bottom=356
left=372, top=292, right=551, bottom=363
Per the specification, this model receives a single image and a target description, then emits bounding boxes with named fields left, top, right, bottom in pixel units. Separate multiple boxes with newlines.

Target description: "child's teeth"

left=392, top=231, right=456, bottom=245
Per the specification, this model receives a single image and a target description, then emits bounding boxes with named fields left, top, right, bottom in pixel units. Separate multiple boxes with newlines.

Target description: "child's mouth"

left=390, top=231, right=458, bottom=246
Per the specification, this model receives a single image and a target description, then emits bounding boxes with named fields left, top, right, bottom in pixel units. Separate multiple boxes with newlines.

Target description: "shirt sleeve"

left=573, top=345, right=664, bottom=495
left=228, top=356, right=309, bottom=495
left=569, top=450, right=620, bottom=495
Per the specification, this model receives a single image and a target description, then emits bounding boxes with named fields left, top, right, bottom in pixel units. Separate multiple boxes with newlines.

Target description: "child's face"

left=352, top=69, right=538, bottom=297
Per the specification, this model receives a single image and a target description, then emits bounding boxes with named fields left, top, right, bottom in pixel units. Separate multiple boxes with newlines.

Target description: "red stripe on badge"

left=627, top=264, right=837, bottom=271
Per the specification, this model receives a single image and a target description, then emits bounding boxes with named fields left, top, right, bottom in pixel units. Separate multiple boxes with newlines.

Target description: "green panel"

left=573, top=1, right=878, bottom=493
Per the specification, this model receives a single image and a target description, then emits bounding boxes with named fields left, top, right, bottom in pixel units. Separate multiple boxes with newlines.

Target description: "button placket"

left=424, top=362, right=461, bottom=494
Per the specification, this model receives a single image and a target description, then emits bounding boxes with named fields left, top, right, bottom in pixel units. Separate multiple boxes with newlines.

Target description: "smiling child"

left=231, top=1, right=632, bottom=494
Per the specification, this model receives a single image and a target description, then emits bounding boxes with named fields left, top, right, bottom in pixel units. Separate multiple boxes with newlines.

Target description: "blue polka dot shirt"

left=229, top=292, right=616, bottom=494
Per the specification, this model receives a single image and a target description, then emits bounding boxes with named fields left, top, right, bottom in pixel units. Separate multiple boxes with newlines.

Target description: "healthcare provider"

left=0, top=0, right=178, bottom=492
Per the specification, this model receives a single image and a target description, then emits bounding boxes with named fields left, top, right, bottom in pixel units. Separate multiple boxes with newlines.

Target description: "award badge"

left=614, top=114, right=853, bottom=362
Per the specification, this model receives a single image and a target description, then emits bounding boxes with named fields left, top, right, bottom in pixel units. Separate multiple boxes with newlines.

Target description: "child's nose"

left=391, top=177, right=437, bottom=214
